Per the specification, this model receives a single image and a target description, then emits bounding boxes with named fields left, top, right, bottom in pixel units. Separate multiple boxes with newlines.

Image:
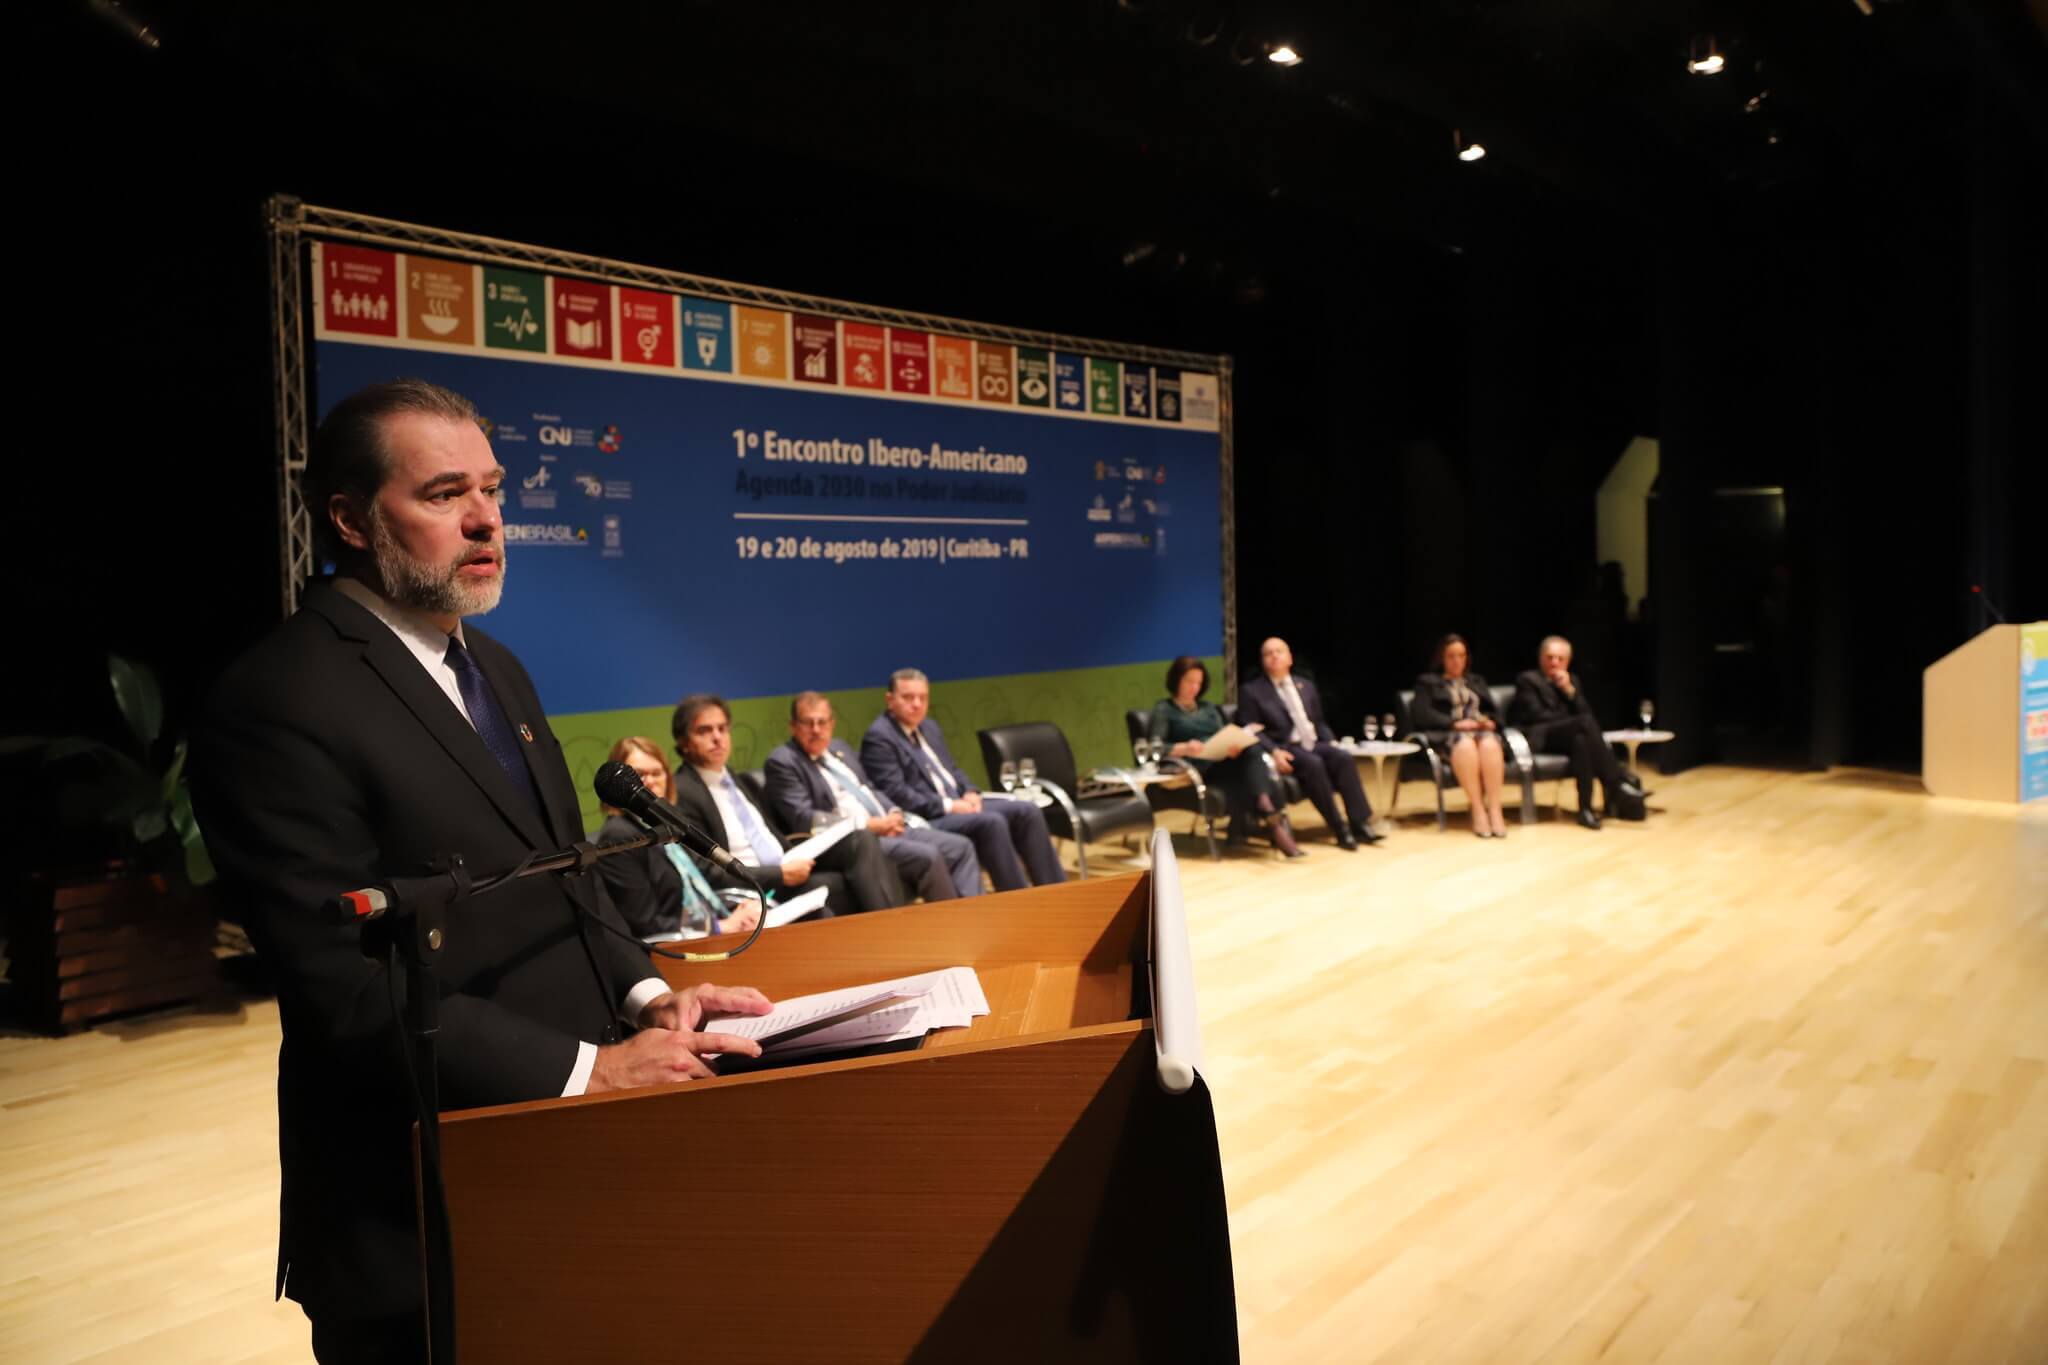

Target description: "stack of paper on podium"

left=706, top=966, right=988, bottom=1059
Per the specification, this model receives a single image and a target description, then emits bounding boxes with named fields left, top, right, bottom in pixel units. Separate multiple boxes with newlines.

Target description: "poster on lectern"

left=307, top=236, right=1228, bottom=819
left=2023, top=622, right=2047, bottom=803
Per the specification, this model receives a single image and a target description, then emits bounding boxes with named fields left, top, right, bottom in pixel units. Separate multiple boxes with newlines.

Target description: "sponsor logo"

left=598, top=425, right=622, bottom=453
left=1092, top=531, right=1151, bottom=549
left=576, top=473, right=603, bottom=498
left=601, top=515, right=624, bottom=559
left=522, top=467, right=551, bottom=491
left=1087, top=495, right=1112, bottom=523
left=504, top=523, right=588, bottom=546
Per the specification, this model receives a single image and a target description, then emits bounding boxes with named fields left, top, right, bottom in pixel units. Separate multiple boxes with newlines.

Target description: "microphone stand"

left=341, top=825, right=678, bottom=1365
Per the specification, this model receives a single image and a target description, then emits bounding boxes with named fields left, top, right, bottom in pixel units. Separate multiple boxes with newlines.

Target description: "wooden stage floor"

left=3, top=766, right=2043, bottom=1362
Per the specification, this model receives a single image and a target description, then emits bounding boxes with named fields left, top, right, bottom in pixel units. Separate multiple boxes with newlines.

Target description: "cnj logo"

left=504, top=524, right=588, bottom=546
left=537, top=425, right=576, bottom=446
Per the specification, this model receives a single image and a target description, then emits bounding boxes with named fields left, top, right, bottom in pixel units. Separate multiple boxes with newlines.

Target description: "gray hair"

left=1538, top=635, right=1572, bottom=656
left=887, top=667, right=928, bottom=693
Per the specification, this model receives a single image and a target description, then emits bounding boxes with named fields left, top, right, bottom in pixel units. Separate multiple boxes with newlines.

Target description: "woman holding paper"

left=1149, top=656, right=1306, bottom=858
left=594, top=736, right=765, bottom=940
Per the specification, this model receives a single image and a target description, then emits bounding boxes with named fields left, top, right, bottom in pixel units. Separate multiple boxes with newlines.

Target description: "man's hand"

left=639, top=983, right=773, bottom=1034
left=867, top=811, right=907, bottom=837
left=951, top=791, right=984, bottom=814
left=780, top=857, right=814, bottom=886
left=1272, top=749, right=1296, bottom=774
left=716, top=898, right=763, bottom=934
left=1549, top=669, right=1575, bottom=697
left=1453, top=718, right=1481, bottom=731
left=1478, top=717, right=1498, bottom=730
left=588, top=981, right=773, bottom=1095
left=1225, top=742, right=1246, bottom=758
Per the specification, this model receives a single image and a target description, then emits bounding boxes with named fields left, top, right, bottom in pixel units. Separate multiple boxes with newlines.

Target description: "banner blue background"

left=315, top=340, right=1224, bottom=716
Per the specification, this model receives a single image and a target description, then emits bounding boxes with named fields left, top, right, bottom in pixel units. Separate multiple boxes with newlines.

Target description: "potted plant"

left=2, top=654, right=218, bottom=1033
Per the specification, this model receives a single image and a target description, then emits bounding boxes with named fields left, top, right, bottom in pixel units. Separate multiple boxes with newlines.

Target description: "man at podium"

left=191, top=379, right=773, bottom=1363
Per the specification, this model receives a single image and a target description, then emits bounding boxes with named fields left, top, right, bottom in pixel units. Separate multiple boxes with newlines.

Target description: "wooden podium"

left=434, top=832, right=1237, bottom=1362
left=1923, top=623, right=2037, bottom=802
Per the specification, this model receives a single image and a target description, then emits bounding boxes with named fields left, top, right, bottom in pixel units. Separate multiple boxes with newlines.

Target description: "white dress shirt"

left=331, top=575, right=668, bottom=1097
left=692, top=763, right=767, bottom=866
left=901, top=724, right=964, bottom=809
left=1277, top=675, right=1317, bottom=747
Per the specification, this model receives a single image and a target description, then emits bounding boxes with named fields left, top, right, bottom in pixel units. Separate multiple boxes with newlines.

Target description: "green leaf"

left=185, top=831, right=217, bottom=887
left=160, top=737, right=189, bottom=805
left=109, top=652, right=164, bottom=754
left=0, top=734, right=57, bottom=756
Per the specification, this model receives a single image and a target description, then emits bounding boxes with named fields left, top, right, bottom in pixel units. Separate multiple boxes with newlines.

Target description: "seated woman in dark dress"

left=594, top=736, right=763, bottom=940
left=1148, top=655, right=1305, bottom=859
left=1411, top=634, right=1509, bottom=838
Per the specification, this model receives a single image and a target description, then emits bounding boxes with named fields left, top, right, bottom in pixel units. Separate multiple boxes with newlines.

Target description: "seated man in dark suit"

left=1509, top=635, right=1631, bottom=830
left=764, top=691, right=982, bottom=902
left=1235, top=636, right=1381, bottom=849
left=859, top=668, right=1066, bottom=892
left=669, top=692, right=905, bottom=913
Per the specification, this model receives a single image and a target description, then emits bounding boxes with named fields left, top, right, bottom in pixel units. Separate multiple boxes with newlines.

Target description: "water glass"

left=999, top=760, right=1019, bottom=792
left=1638, top=699, right=1655, bottom=729
left=1363, top=716, right=1380, bottom=743
left=810, top=810, right=832, bottom=835
left=1018, top=757, right=1038, bottom=788
left=1382, top=713, right=1398, bottom=741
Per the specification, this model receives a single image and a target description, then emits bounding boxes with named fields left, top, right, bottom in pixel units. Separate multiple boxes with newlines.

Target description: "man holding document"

left=1148, top=654, right=1306, bottom=858
left=764, top=692, right=983, bottom=902
left=670, top=692, right=906, bottom=914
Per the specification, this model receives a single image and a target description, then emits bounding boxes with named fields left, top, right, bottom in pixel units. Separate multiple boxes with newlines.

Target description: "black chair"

left=1393, top=686, right=1571, bottom=829
left=1121, top=706, right=1305, bottom=859
left=976, top=722, right=1153, bottom=879
left=1123, top=709, right=1224, bottom=859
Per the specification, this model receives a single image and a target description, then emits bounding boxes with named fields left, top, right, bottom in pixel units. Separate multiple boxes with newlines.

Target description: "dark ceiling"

left=64, top=0, right=2047, bottom=263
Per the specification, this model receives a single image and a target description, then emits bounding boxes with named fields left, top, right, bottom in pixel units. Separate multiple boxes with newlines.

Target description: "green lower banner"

left=552, top=656, right=1221, bottom=832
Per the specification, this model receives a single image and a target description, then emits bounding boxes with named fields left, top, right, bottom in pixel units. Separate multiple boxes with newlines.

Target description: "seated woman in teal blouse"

left=1147, top=655, right=1305, bottom=859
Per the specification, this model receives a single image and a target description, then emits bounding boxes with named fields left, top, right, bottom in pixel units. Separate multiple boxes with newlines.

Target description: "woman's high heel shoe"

left=1269, top=814, right=1308, bottom=859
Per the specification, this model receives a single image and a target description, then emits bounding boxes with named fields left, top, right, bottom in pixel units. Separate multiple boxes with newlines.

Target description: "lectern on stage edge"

left=428, top=828, right=1239, bottom=1362
left=1923, top=622, right=2048, bottom=804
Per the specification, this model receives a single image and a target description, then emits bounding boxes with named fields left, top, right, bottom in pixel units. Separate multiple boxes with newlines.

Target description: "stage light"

left=88, top=0, right=161, bottom=49
left=1744, top=90, right=1770, bottom=114
left=1453, top=130, right=1487, bottom=162
left=1687, top=35, right=1726, bottom=75
left=1267, top=43, right=1303, bottom=67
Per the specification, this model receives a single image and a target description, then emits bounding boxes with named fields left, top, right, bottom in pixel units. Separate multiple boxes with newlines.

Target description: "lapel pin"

left=518, top=724, right=534, bottom=742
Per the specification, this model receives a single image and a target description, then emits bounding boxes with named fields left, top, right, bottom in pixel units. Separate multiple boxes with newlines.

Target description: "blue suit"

left=762, top=737, right=982, bottom=900
left=860, top=712, right=1066, bottom=891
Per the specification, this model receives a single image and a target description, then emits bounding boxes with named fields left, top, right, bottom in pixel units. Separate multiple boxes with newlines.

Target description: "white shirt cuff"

left=623, top=976, right=673, bottom=1025
left=560, top=977, right=676, bottom=1098
left=561, top=1042, right=597, bottom=1097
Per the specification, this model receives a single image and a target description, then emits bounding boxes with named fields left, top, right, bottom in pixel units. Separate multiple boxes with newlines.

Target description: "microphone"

left=1970, top=585, right=2008, bottom=626
left=592, top=761, right=748, bottom=873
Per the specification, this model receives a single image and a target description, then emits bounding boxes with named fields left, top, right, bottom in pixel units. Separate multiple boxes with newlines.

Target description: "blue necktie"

left=820, top=754, right=886, bottom=817
left=720, top=773, right=784, bottom=866
left=444, top=636, right=543, bottom=823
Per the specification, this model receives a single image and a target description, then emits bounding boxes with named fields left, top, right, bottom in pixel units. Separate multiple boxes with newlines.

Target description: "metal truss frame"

left=265, top=194, right=1237, bottom=663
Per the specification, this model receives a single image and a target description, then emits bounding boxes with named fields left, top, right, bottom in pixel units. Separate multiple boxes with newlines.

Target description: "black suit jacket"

left=1409, top=671, right=1504, bottom=732
left=1237, top=673, right=1336, bottom=750
left=190, top=581, right=656, bottom=1321
left=1509, top=669, right=1598, bottom=731
left=596, top=812, right=709, bottom=938
left=668, top=762, right=900, bottom=912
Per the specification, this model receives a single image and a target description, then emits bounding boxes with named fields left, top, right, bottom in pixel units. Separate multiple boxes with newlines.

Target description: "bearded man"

left=190, top=379, right=772, bottom=1362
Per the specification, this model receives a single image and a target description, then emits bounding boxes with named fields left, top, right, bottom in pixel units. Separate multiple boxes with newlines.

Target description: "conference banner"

left=309, top=239, right=1227, bottom=828
left=2023, top=621, right=2047, bottom=803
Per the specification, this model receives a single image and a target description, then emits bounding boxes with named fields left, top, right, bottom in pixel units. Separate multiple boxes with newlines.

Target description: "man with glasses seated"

left=860, top=668, right=1066, bottom=893
left=765, top=691, right=982, bottom=903
left=669, top=692, right=905, bottom=914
